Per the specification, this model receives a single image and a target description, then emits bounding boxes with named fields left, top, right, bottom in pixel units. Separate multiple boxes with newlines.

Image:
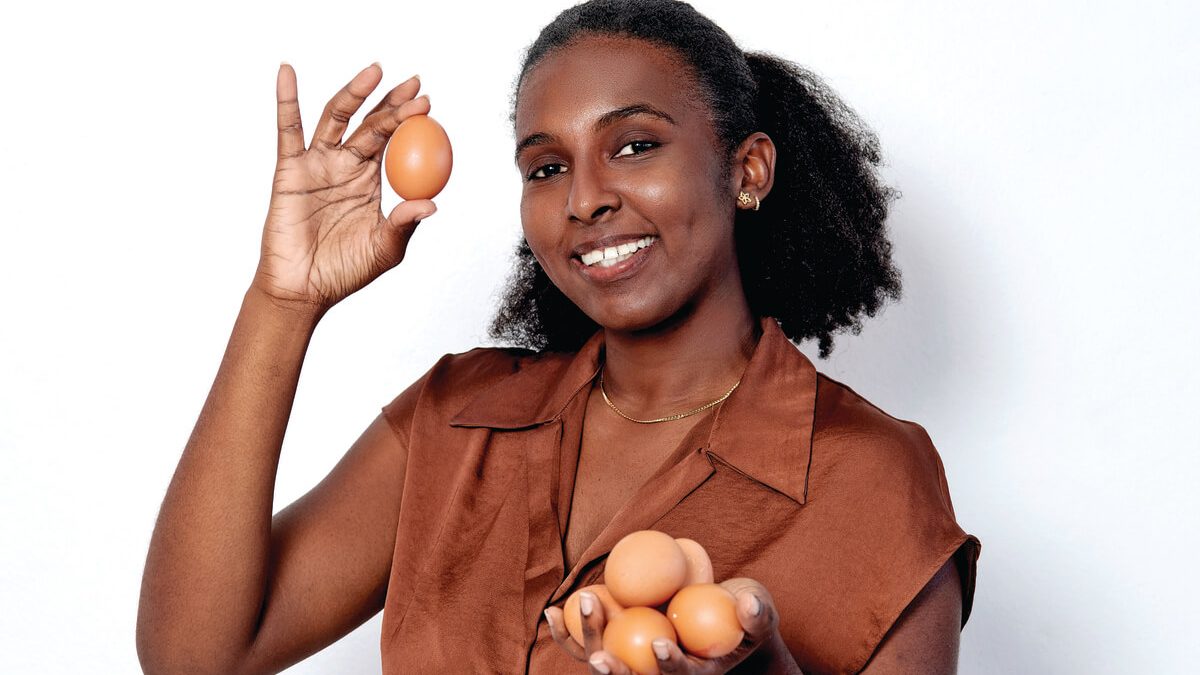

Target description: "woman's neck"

left=599, top=296, right=761, bottom=418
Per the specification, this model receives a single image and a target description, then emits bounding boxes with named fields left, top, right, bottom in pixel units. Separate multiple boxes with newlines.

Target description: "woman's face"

left=513, top=35, right=744, bottom=333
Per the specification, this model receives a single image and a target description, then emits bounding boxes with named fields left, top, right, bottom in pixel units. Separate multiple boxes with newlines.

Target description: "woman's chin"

left=581, top=297, right=692, bottom=336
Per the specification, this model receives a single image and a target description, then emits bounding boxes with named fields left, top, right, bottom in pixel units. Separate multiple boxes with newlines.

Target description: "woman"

left=137, top=0, right=980, bottom=673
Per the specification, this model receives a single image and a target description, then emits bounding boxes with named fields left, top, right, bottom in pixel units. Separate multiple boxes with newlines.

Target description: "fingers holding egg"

left=543, top=606, right=587, bottom=661
left=564, top=585, right=625, bottom=647
left=719, top=577, right=781, bottom=642
left=344, top=90, right=430, bottom=164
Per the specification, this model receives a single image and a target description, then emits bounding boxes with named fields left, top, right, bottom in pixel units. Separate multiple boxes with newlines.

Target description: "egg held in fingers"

left=383, top=114, right=452, bottom=200
left=602, top=606, right=678, bottom=675
left=666, top=582, right=744, bottom=658
left=563, top=584, right=625, bottom=646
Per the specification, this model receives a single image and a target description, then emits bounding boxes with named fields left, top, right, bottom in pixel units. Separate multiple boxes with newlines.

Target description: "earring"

left=737, top=191, right=761, bottom=211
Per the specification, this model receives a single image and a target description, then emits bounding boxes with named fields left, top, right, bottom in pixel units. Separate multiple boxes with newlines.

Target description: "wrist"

left=244, top=283, right=328, bottom=326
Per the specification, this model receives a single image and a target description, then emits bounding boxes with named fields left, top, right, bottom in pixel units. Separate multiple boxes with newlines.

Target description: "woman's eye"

left=614, top=140, right=658, bottom=157
left=528, top=163, right=567, bottom=181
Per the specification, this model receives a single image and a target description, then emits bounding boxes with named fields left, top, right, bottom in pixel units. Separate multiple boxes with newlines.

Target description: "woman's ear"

left=733, top=132, right=776, bottom=204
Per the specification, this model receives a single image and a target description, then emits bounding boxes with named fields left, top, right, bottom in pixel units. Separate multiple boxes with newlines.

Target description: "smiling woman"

left=380, top=1, right=976, bottom=673
left=137, top=0, right=978, bottom=674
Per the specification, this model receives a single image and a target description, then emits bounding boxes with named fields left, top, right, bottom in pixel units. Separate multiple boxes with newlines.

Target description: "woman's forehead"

left=514, top=35, right=705, bottom=136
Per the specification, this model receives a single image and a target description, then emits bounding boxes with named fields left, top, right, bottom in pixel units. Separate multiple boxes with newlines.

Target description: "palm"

left=252, top=63, right=436, bottom=311
left=262, top=149, right=384, bottom=306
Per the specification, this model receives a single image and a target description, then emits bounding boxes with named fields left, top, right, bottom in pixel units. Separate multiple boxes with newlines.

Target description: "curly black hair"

left=489, top=0, right=901, bottom=359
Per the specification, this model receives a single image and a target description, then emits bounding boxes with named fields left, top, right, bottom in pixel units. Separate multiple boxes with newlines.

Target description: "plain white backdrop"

left=1, top=0, right=1197, bottom=672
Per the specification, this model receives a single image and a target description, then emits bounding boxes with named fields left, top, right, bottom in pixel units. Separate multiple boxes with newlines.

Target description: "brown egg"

left=605, top=530, right=688, bottom=608
left=602, top=606, right=677, bottom=675
left=666, top=583, right=744, bottom=659
left=562, top=584, right=625, bottom=647
left=383, top=114, right=452, bottom=200
left=674, top=538, right=714, bottom=585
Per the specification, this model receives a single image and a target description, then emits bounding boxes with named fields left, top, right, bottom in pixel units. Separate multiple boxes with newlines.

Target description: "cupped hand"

left=252, top=63, right=437, bottom=314
left=544, top=578, right=801, bottom=674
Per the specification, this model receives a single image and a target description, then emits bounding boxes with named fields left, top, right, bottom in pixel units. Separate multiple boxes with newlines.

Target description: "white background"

left=2, top=1, right=1197, bottom=672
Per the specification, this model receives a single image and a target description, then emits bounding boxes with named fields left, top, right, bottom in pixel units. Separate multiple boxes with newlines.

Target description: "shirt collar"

left=449, top=316, right=816, bottom=504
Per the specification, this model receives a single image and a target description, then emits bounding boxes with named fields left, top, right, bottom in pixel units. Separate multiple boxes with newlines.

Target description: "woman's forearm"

left=136, top=285, right=325, bottom=674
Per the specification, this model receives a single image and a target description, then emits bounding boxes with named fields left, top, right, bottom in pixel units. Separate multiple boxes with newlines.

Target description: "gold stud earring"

left=737, top=191, right=761, bottom=211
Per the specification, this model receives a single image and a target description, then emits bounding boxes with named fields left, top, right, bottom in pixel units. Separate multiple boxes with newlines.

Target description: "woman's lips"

left=572, top=240, right=656, bottom=283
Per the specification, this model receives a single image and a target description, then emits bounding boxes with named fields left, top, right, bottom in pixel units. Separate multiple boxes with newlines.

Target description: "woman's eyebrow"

left=514, top=103, right=678, bottom=164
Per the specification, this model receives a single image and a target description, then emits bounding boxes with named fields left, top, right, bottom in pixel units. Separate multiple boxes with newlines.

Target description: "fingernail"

left=543, top=609, right=552, bottom=626
left=589, top=655, right=611, bottom=674
left=751, top=594, right=763, bottom=617
left=580, top=592, right=594, bottom=617
left=652, top=639, right=671, bottom=661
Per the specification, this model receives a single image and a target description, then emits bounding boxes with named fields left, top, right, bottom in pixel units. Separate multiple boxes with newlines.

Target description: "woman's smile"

left=571, top=234, right=659, bottom=283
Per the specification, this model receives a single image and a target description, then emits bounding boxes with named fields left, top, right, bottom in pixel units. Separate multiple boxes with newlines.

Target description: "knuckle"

left=328, top=106, right=353, bottom=124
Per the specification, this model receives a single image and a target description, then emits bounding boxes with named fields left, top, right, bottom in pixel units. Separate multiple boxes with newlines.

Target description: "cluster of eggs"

left=562, top=530, right=744, bottom=675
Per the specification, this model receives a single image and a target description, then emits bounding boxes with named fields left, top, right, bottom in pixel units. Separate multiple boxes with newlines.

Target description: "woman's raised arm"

left=136, top=62, right=435, bottom=675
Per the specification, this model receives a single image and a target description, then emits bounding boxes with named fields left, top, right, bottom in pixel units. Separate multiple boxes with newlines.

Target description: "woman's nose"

left=566, top=156, right=620, bottom=224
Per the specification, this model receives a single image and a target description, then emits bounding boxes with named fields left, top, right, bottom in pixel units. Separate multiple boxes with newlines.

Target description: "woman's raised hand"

left=544, top=578, right=802, bottom=674
left=251, top=63, right=436, bottom=314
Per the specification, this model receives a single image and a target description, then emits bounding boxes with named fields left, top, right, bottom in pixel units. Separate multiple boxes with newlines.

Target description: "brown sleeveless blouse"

left=379, top=316, right=980, bottom=674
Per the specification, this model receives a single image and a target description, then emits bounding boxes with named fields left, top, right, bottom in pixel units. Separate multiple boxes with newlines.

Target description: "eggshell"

left=605, top=530, right=688, bottom=607
left=602, top=606, right=677, bottom=675
left=674, top=538, right=714, bottom=585
left=666, top=583, right=744, bottom=659
left=563, top=584, right=625, bottom=646
left=383, top=114, right=452, bottom=200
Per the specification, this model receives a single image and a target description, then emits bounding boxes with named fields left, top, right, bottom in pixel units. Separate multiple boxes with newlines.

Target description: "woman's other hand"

left=252, top=63, right=437, bottom=314
left=544, top=578, right=803, bottom=674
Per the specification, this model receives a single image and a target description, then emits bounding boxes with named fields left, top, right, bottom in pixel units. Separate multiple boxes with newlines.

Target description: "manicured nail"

left=751, top=594, right=763, bottom=616
left=580, top=592, right=595, bottom=617
left=589, top=655, right=611, bottom=674
left=652, top=639, right=671, bottom=661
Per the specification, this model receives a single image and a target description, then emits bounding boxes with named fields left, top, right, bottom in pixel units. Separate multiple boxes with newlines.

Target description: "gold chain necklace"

left=598, top=369, right=741, bottom=424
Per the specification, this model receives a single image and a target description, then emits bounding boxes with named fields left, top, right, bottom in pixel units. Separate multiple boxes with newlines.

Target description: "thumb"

left=379, top=199, right=437, bottom=258
left=386, top=198, right=437, bottom=231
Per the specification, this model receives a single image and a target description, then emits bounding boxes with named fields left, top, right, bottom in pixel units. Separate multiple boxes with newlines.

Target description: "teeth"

left=597, top=252, right=635, bottom=267
left=579, top=236, right=656, bottom=267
